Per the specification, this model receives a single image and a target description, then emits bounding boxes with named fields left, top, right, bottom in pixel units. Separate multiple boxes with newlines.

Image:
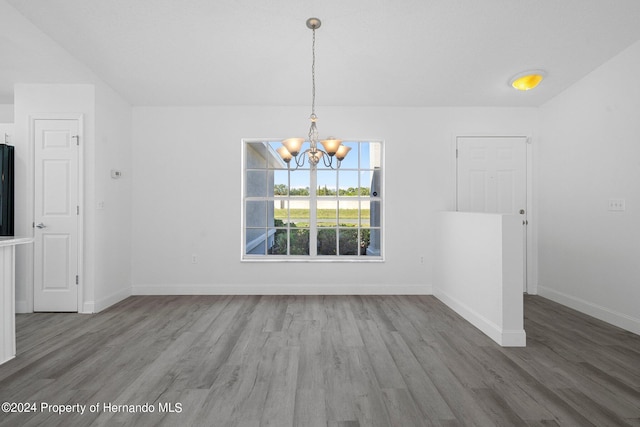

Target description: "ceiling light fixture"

left=510, top=70, right=546, bottom=91
left=277, top=18, right=350, bottom=169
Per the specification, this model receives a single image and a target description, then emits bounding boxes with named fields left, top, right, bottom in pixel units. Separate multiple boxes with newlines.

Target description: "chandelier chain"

left=311, top=27, right=316, bottom=117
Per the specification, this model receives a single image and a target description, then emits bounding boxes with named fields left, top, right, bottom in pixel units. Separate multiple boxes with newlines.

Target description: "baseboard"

left=434, top=287, right=526, bottom=347
left=81, top=301, right=94, bottom=314
left=83, top=287, right=132, bottom=313
left=501, top=329, right=527, bottom=347
left=538, top=286, right=640, bottom=335
left=132, top=283, right=432, bottom=296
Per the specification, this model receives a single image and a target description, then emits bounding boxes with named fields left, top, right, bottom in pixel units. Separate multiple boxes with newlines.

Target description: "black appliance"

left=0, top=144, right=14, bottom=236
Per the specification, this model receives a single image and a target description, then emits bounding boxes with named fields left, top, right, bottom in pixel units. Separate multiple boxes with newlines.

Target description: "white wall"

left=538, top=40, right=640, bottom=334
left=93, top=84, right=133, bottom=311
left=0, top=1, right=97, bottom=104
left=0, top=106, right=13, bottom=123
left=433, top=212, right=525, bottom=347
left=132, top=106, right=537, bottom=294
left=13, top=83, right=132, bottom=313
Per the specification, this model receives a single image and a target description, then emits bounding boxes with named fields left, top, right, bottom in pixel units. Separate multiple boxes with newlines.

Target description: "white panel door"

left=457, top=136, right=527, bottom=215
left=456, top=136, right=528, bottom=291
left=33, top=118, right=81, bottom=312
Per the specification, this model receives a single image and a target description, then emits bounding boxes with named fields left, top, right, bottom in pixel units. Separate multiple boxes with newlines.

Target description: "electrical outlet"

left=191, top=254, right=198, bottom=264
left=608, top=199, right=625, bottom=212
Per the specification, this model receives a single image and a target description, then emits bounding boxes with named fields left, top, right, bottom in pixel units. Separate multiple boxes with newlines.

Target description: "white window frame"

left=241, top=138, right=384, bottom=262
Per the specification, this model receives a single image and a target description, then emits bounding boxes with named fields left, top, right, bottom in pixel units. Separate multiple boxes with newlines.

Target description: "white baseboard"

left=82, top=287, right=132, bottom=313
left=434, top=287, right=526, bottom=347
left=538, top=286, right=640, bottom=335
left=81, top=301, right=94, bottom=314
left=132, top=283, right=432, bottom=296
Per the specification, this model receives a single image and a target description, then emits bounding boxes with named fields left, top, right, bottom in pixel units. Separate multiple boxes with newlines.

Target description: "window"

left=242, top=139, right=383, bottom=260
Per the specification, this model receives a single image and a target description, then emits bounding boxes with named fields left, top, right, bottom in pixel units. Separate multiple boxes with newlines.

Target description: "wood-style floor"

left=0, top=295, right=638, bottom=426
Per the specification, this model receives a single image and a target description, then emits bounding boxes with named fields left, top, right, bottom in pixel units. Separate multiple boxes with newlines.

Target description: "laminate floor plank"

left=381, top=330, right=456, bottom=422
left=321, top=326, right=358, bottom=423
left=470, top=387, right=528, bottom=426
left=346, top=347, right=393, bottom=427
left=293, top=388, right=326, bottom=427
left=355, top=319, right=406, bottom=389
left=1, top=295, right=639, bottom=426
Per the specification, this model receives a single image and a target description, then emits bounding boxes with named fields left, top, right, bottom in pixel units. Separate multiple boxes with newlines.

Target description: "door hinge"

left=76, top=275, right=79, bottom=285
left=77, top=205, right=80, bottom=215
left=456, top=148, right=459, bottom=158
left=72, top=135, right=80, bottom=146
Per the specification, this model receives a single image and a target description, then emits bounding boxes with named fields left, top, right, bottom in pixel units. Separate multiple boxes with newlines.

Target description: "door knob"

left=36, top=223, right=46, bottom=229
left=519, top=209, right=525, bottom=215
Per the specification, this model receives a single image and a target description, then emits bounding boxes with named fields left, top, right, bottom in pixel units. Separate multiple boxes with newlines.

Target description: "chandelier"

left=276, top=18, right=351, bottom=169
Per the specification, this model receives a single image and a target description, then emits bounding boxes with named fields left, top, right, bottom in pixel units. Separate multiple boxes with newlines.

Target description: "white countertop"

left=0, top=236, right=34, bottom=247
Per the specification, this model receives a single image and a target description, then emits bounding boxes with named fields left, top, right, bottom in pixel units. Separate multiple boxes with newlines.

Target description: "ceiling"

left=4, top=0, right=640, bottom=107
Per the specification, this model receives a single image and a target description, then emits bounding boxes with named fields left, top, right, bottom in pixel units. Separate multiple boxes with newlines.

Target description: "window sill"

left=241, top=256, right=384, bottom=263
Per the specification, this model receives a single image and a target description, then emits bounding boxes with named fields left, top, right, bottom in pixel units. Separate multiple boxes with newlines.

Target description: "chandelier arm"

left=293, top=150, right=308, bottom=170
left=321, top=152, right=335, bottom=169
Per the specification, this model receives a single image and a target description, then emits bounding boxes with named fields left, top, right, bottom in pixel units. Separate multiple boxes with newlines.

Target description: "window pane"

left=362, top=228, right=381, bottom=256
left=246, top=170, right=267, bottom=197
left=246, top=142, right=267, bottom=168
left=317, top=170, right=337, bottom=196
left=361, top=142, right=382, bottom=169
left=360, top=171, right=380, bottom=197
left=317, top=228, right=337, bottom=255
left=289, top=199, right=310, bottom=227
left=338, top=199, right=358, bottom=226
left=359, top=200, right=370, bottom=227
left=273, top=200, right=287, bottom=225
left=318, top=199, right=337, bottom=228
left=338, top=228, right=360, bottom=255
left=290, top=168, right=310, bottom=196
left=338, top=170, right=358, bottom=196
left=274, top=170, right=288, bottom=196
left=246, top=228, right=266, bottom=255
left=290, top=228, right=310, bottom=255
left=367, top=199, right=381, bottom=228
left=246, top=201, right=267, bottom=227
left=268, top=228, right=288, bottom=255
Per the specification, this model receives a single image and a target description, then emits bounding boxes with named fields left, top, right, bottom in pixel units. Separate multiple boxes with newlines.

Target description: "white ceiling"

left=4, top=0, right=640, bottom=107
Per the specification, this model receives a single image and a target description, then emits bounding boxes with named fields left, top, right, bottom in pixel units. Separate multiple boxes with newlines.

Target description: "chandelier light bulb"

left=320, top=137, right=343, bottom=156
left=281, top=138, right=304, bottom=157
left=276, top=146, right=293, bottom=163
left=335, top=145, right=352, bottom=161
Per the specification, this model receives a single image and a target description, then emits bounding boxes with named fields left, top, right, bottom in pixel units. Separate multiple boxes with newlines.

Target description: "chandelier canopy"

left=277, top=18, right=350, bottom=169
